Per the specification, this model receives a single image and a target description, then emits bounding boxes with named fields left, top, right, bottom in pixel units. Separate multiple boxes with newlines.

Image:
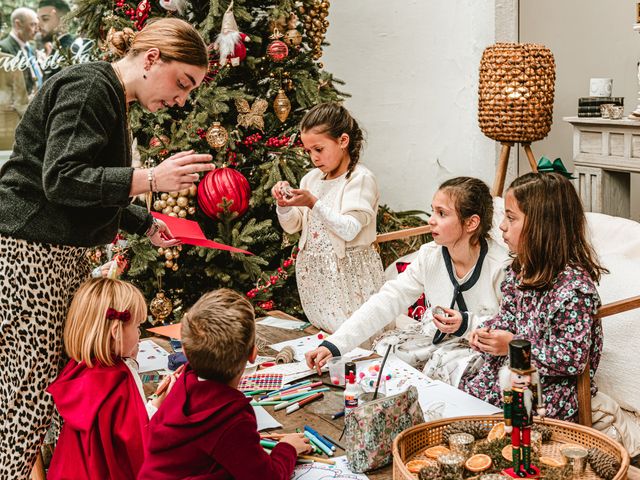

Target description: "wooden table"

left=255, top=320, right=392, bottom=479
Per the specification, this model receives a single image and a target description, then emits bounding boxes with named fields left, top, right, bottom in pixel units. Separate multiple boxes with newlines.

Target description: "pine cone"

left=473, top=438, right=511, bottom=471
left=532, top=424, right=553, bottom=442
left=442, top=420, right=488, bottom=443
left=539, top=463, right=572, bottom=480
left=588, top=448, right=620, bottom=480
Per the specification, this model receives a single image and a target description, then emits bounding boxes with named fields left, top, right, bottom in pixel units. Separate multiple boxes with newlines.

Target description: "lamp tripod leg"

left=522, top=144, right=538, bottom=173
left=492, top=142, right=512, bottom=197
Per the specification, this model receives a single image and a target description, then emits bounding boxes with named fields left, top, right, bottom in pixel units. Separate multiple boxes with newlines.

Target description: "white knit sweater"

left=322, top=237, right=511, bottom=355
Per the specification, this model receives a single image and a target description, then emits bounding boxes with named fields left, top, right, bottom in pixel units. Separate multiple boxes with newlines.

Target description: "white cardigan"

left=276, top=164, right=379, bottom=259
left=322, top=238, right=511, bottom=355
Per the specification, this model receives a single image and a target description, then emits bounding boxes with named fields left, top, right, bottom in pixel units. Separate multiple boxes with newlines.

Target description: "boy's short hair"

left=181, top=289, right=255, bottom=382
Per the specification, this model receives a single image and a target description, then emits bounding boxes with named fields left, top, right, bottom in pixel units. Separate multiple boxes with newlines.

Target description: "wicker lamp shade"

left=478, top=43, right=556, bottom=143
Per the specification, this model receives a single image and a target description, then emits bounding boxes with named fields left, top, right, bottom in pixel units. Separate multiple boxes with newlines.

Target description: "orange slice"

left=405, top=459, right=432, bottom=473
left=502, top=445, right=516, bottom=462
left=424, top=445, right=451, bottom=459
left=540, top=456, right=566, bottom=467
left=487, top=422, right=506, bottom=441
left=465, top=453, right=493, bottom=472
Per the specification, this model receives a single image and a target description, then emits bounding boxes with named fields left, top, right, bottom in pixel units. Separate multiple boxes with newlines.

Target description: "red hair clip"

left=106, top=308, right=131, bottom=322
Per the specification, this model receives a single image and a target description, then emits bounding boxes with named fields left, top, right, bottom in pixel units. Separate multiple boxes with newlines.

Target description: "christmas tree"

left=72, top=0, right=346, bottom=322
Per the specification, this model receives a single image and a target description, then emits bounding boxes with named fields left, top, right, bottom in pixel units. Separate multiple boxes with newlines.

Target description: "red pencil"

left=285, top=392, right=324, bottom=415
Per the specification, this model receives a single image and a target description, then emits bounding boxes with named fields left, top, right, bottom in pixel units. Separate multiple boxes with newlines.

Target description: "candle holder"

left=561, top=446, right=588, bottom=478
left=448, top=432, right=475, bottom=459
left=437, top=453, right=465, bottom=477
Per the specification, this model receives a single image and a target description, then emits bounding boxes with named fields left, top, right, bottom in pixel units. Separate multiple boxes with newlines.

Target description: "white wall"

left=322, top=0, right=497, bottom=212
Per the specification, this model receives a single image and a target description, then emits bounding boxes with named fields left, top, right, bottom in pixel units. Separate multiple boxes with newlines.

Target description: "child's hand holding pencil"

left=150, top=364, right=186, bottom=409
left=279, top=433, right=312, bottom=455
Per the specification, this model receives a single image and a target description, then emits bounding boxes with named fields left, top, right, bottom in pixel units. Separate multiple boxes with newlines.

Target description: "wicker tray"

left=392, top=415, right=629, bottom=480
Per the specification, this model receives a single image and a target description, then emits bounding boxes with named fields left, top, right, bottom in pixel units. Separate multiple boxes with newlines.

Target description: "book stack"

left=578, top=97, right=624, bottom=117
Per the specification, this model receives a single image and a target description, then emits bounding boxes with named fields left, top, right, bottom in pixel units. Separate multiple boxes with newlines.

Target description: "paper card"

left=136, top=339, right=170, bottom=373
left=257, top=316, right=309, bottom=330
left=151, top=212, right=252, bottom=255
left=246, top=355, right=276, bottom=368
left=147, top=323, right=182, bottom=340
left=291, top=456, right=369, bottom=479
left=238, top=372, right=284, bottom=392
left=269, top=332, right=328, bottom=362
left=253, top=405, right=282, bottom=431
left=257, top=361, right=319, bottom=384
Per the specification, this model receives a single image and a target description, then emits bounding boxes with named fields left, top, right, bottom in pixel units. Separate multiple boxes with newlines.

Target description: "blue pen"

left=331, top=410, right=345, bottom=420
left=304, top=425, right=336, bottom=451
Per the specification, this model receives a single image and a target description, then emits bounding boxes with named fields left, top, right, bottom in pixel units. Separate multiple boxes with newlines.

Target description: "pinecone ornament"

left=532, top=423, right=553, bottom=442
left=417, top=465, right=440, bottom=480
left=588, top=448, right=620, bottom=480
left=442, top=420, right=488, bottom=442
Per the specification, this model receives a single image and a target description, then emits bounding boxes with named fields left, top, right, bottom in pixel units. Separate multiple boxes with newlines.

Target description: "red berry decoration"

left=197, top=167, right=251, bottom=220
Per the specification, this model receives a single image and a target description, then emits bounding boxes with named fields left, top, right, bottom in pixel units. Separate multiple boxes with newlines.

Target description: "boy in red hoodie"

left=138, top=288, right=311, bottom=480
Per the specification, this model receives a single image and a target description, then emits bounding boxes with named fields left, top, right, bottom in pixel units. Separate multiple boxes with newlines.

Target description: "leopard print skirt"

left=0, top=234, right=91, bottom=479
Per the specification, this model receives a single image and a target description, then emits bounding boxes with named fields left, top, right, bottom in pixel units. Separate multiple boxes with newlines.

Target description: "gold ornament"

left=301, top=0, right=330, bottom=58
left=149, top=291, right=173, bottom=324
left=273, top=89, right=291, bottom=122
left=235, top=98, right=268, bottom=131
left=206, top=122, right=229, bottom=149
left=284, top=29, right=302, bottom=47
left=177, top=196, right=188, bottom=208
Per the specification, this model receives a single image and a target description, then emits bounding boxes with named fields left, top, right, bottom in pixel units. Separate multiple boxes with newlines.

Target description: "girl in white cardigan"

left=271, top=103, right=384, bottom=333
left=305, top=177, right=511, bottom=386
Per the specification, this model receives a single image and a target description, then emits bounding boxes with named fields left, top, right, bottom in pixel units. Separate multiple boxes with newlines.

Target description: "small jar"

left=437, top=453, right=465, bottom=477
left=560, top=446, right=588, bottom=478
left=448, top=432, right=475, bottom=459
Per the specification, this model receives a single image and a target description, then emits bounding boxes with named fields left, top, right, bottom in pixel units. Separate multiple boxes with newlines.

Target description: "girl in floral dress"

left=460, top=172, right=607, bottom=421
left=271, top=103, right=384, bottom=334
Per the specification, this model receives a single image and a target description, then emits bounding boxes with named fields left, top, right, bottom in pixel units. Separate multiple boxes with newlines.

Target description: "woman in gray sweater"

left=0, top=18, right=214, bottom=478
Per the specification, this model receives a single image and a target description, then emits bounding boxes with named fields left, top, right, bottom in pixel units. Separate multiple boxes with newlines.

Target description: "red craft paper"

left=151, top=212, right=252, bottom=255
left=147, top=323, right=182, bottom=340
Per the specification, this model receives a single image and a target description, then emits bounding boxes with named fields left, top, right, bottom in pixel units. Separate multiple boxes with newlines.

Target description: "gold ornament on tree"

left=149, top=291, right=173, bottom=324
left=235, top=98, right=268, bottom=131
left=153, top=185, right=197, bottom=218
left=206, top=122, right=229, bottom=149
left=299, top=0, right=330, bottom=59
left=284, top=13, right=302, bottom=47
left=273, top=89, right=291, bottom=122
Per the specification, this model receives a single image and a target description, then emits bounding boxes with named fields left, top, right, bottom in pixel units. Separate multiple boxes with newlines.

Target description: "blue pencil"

left=304, top=425, right=336, bottom=451
left=260, top=379, right=311, bottom=400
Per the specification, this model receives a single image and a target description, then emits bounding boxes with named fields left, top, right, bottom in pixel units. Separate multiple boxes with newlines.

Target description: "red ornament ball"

left=267, top=40, right=289, bottom=62
left=197, top=167, right=251, bottom=220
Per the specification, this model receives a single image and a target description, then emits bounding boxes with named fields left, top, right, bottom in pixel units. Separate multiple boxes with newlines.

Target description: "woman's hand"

left=473, top=328, right=514, bottom=356
left=152, top=150, right=214, bottom=192
left=146, top=218, right=180, bottom=248
left=279, top=188, right=317, bottom=209
left=305, top=346, right=333, bottom=375
left=271, top=181, right=291, bottom=207
left=432, top=307, right=463, bottom=335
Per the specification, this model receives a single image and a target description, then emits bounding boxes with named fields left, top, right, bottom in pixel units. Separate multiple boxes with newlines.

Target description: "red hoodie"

left=137, top=365, right=297, bottom=480
left=46, top=359, right=149, bottom=480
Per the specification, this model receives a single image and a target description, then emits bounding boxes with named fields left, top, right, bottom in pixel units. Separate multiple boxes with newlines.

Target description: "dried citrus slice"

left=487, top=422, right=506, bottom=441
left=502, top=444, right=516, bottom=461
left=465, top=453, right=493, bottom=472
left=424, top=445, right=451, bottom=459
left=540, top=456, right=565, bottom=467
left=405, top=459, right=432, bottom=473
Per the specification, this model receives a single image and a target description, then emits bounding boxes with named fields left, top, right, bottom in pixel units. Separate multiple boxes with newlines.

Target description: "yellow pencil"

left=298, top=454, right=335, bottom=465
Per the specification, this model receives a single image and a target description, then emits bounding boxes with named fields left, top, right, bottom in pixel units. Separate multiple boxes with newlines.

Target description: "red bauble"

left=267, top=40, right=289, bottom=62
left=197, top=168, right=251, bottom=220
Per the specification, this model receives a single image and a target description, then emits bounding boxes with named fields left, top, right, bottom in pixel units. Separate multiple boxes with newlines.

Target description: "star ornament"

left=235, top=98, right=268, bottom=131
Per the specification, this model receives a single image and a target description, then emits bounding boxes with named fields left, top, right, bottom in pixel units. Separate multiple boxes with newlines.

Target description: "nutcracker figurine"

left=500, top=339, right=546, bottom=478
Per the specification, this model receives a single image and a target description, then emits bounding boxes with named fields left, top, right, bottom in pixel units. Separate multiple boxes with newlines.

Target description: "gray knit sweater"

left=0, top=61, right=151, bottom=247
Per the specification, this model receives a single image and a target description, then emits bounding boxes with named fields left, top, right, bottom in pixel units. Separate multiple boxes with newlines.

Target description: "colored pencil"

left=280, top=386, right=328, bottom=402
left=274, top=388, right=330, bottom=411
left=250, top=400, right=283, bottom=406
left=304, top=426, right=336, bottom=451
left=303, top=431, right=333, bottom=457
left=285, top=392, right=324, bottom=415
left=260, top=439, right=278, bottom=448
left=155, top=363, right=186, bottom=396
left=331, top=410, right=345, bottom=420
left=298, top=454, right=335, bottom=465
left=262, top=379, right=311, bottom=399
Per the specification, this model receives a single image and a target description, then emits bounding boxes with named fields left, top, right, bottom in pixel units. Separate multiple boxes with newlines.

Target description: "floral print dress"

left=459, top=264, right=602, bottom=422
